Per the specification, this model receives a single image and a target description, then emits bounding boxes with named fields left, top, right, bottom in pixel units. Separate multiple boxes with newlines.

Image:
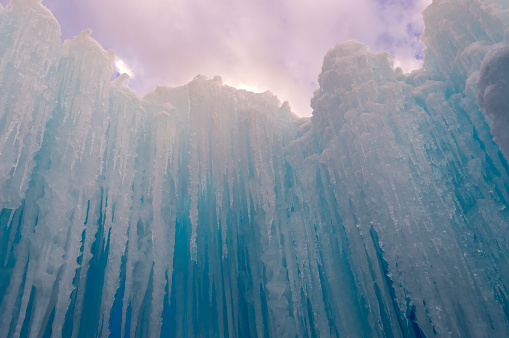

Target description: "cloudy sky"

left=4, top=0, right=431, bottom=116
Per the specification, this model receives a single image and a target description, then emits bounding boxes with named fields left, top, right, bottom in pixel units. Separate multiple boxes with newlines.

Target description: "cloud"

left=36, top=0, right=431, bottom=116
left=115, top=58, right=134, bottom=78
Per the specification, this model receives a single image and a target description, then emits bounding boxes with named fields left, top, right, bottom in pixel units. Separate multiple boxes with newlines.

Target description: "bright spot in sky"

left=224, top=79, right=264, bottom=94
left=115, top=58, right=134, bottom=78
left=10, top=0, right=432, bottom=116
left=394, top=57, right=424, bottom=74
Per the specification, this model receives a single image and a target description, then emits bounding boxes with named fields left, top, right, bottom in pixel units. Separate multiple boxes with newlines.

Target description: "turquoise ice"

left=0, top=0, right=508, bottom=337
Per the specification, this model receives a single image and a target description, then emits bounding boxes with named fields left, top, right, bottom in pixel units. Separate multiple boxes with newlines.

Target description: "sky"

left=2, top=0, right=432, bottom=116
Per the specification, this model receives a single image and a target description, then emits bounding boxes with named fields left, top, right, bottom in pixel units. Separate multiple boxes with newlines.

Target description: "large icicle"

left=0, top=0, right=60, bottom=210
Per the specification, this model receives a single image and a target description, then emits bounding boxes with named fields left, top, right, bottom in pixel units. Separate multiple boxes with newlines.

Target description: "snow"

left=0, top=0, right=509, bottom=336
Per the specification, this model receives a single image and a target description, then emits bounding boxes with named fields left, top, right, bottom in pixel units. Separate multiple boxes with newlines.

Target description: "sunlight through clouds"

left=37, top=0, right=432, bottom=116
left=115, top=57, right=134, bottom=78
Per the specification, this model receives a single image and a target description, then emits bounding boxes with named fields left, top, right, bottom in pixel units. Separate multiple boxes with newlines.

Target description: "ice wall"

left=0, top=0, right=509, bottom=337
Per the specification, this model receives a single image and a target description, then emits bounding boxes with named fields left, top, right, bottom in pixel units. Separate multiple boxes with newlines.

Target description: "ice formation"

left=0, top=0, right=509, bottom=337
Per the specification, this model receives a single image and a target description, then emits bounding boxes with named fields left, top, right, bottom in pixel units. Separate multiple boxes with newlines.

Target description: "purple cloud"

left=1, top=0, right=431, bottom=116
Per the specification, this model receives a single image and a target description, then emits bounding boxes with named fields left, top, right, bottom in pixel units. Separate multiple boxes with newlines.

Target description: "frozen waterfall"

left=1, top=0, right=509, bottom=337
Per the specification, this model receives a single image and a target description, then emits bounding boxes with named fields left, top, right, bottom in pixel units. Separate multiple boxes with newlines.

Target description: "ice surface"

left=478, top=44, right=509, bottom=156
left=0, top=0, right=509, bottom=337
